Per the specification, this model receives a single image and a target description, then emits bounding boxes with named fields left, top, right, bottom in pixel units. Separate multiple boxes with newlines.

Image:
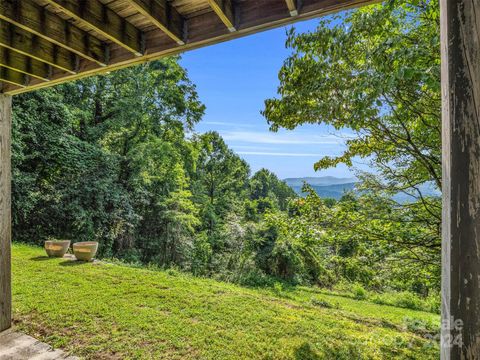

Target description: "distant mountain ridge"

left=284, top=176, right=357, bottom=199
left=283, top=176, right=357, bottom=187
left=284, top=176, right=440, bottom=201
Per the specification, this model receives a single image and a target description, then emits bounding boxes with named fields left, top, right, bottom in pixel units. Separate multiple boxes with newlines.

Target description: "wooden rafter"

left=43, top=0, right=144, bottom=56
left=285, top=0, right=299, bottom=16
left=0, top=47, right=51, bottom=81
left=0, top=22, right=78, bottom=74
left=207, top=0, right=236, bottom=32
left=130, top=0, right=185, bottom=45
left=0, top=0, right=108, bottom=66
left=0, top=66, right=28, bottom=88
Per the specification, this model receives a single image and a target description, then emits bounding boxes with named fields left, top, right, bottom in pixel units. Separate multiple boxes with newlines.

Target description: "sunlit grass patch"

left=12, top=244, right=439, bottom=359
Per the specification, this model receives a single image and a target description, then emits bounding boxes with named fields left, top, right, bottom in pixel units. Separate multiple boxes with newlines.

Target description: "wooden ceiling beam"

left=285, top=0, right=299, bottom=16
left=130, top=0, right=185, bottom=45
left=0, top=0, right=108, bottom=66
left=0, top=22, right=78, bottom=74
left=0, top=66, right=28, bottom=88
left=0, top=47, right=51, bottom=81
left=207, top=0, right=236, bottom=32
left=44, top=0, right=144, bottom=56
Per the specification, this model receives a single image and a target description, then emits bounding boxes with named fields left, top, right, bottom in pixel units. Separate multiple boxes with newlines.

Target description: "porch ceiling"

left=0, top=0, right=374, bottom=95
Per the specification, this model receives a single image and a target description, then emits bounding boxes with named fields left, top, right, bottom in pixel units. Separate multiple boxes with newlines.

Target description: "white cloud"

left=237, top=151, right=325, bottom=157
left=201, top=121, right=256, bottom=127
left=232, top=145, right=282, bottom=151
left=221, top=130, right=354, bottom=145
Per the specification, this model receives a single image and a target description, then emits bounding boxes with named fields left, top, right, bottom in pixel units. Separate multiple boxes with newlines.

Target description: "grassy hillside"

left=12, top=244, right=439, bottom=359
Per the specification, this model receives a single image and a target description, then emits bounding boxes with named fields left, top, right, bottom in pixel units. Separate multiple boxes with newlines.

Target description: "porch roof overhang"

left=0, top=0, right=375, bottom=95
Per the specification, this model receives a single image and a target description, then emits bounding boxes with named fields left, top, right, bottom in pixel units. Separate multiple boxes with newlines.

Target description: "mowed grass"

left=12, top=244, right=440, bottom=359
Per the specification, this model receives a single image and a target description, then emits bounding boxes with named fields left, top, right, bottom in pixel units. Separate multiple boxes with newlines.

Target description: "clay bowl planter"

left=44, top=240, right=71, bottom=258
left=73, top=242, right=99, bottom=262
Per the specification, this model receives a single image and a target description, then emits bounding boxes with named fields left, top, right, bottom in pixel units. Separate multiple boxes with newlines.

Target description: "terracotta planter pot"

left=73, top=242, right=99, bottom=261
left=44, top=240, right=71, bottom=258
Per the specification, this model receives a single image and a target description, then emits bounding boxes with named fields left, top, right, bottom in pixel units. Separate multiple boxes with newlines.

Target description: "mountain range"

left=284, top=176, right=440, bottom=201
left=284, top=177, right=357, bottom=200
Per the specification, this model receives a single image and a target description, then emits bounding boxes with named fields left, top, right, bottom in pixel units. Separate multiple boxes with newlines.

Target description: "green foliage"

left=192, top=131, right=250, bottom=235
left=249, top=168, right=296, bottom=211
left=13, top=59, right=205, bottom=264
left=352, top=283, right=367, bottom=300
left=191, top=232, right=213, bottom=276
left=329, top=280, right=440, bottom=313
left=12, top=58, right=301, bottom=287
left=262, top=0, right=441, bottom=294
left=371, top=291, right=440, bottom=314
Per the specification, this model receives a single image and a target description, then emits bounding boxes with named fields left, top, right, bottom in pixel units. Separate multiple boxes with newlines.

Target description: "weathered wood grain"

left=0, top=0, right=108, bottom=66
left=0, top=66, right=28, bottom=87
left=43, top=0, right=144, bottom=56
left=440, top=0, right=480, bottom=358
left=0, top=47, right=51, bottom=81
left=207, top=0, right=236, bottom=32
left=129, top=0, right=185, bottom=45
left=0, top=94, right=11, bottom=333
left=0, top=22, right=78, bottom=74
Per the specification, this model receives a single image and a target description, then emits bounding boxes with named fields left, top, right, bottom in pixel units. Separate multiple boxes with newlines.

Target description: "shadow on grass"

left=294, top=343, right=321, bottom=360
left=59, top=260, right=89, bottom=267
left=30, top=256, right=52, bottom=261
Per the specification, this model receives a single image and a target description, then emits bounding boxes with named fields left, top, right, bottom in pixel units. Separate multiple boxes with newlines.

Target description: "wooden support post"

left=440, top=0, right=480, bottom=358
left=0, top=94, right=11, bottom=332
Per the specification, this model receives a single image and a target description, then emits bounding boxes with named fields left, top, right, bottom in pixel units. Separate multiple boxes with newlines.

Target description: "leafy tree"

left=249, top=168, right=296, bottom=211
left=263, top=0, right=441, bottom=266
left=12, top=90, right=131, bottom=255
left=254, top=206, right=330, bottom=284
left=13, top=59, right=205, bottom=265
left=131, top=138, right=199, bottom=266
left=304, top=187, right=439, bottom=292
left=192, top=131, right=250, bottom=236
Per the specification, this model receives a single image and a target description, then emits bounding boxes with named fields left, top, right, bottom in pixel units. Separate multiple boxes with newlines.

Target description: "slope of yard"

left=11, top=244, right=439, bottom=359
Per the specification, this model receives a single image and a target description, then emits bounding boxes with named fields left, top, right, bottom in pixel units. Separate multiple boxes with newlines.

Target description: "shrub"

left=394, top=291, right=422, bottom=310
left=371, top=291, right=427, bottom=312
left=352, top=283, right=367, bottom=300
left=425, top=292, right=441, bottom=314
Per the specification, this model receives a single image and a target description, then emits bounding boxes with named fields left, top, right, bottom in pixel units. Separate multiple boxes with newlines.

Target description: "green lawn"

left=12, top=244, right=440, bottom=359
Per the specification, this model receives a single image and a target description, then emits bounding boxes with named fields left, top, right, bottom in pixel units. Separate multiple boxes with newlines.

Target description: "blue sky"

left=180, top=18, right=356, bottom=180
